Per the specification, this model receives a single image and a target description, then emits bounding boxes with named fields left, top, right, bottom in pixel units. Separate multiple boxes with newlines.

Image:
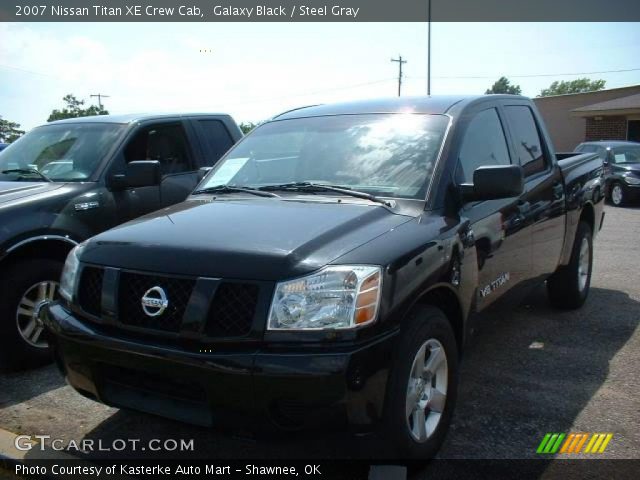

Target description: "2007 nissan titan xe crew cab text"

left=45, top=95, right=605, bottom=458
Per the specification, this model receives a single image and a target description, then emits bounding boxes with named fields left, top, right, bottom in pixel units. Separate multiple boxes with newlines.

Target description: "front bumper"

left=44, top=303, right=397, bottom=431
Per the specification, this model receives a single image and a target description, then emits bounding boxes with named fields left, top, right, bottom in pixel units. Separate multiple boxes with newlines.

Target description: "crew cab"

left=44, top=96, right=604, bottom=458
left=0, top=113, right=242, bottom=369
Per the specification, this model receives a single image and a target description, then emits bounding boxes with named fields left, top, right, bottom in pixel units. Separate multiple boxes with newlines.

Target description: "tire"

left=381, top=305, right=458, bottom=459
left=0, top=259, right=62, bottom=371
left=610, top=182, right=626, bottom=207
left=546, top=221, right=593, bottom=309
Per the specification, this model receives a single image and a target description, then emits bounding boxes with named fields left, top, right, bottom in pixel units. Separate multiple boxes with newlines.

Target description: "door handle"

left=552, top=182, right=564, bottom=199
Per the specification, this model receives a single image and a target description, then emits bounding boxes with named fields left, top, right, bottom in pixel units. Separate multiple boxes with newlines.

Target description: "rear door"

left=501, top=102, right=566, bottom=279
left=455, top=104, right=532, bottom=309
left=191, top=118, right=236, bottom=169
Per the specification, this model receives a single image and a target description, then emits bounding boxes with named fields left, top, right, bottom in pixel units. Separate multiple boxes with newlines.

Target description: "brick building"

left=532, top=85, right=640, bottom=151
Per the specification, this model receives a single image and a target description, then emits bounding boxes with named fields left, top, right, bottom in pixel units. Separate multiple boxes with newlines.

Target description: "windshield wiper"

left=1, top=168, right=52, bottom=182
left=192, top=184, right=280, bottom=198
left=258, top=182, right=394, bottom=207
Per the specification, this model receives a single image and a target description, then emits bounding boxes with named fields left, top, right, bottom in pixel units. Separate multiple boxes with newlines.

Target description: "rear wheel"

left=547, top=221, right=593, bottom=309
left=381, top=306, right=458, bottom=459
left=0, top=259, right=62, bottom=371
left=610, top=182, right=625, bottom=206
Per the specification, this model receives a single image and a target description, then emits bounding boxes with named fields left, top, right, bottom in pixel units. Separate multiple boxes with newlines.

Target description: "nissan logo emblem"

left=141, top=286, right=169, bottom=317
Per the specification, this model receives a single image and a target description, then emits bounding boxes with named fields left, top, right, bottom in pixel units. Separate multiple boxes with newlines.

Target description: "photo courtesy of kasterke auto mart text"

left=42, top=95, right=604, bottom=458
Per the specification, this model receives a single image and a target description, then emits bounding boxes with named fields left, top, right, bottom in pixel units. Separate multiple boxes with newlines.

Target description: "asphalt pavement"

left=0, top=205, right=638, bottom=478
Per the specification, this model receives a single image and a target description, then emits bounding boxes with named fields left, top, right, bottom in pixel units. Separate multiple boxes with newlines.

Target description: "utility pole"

left=90, top=93, right=110, bottom=109
left=390, top=55, right=407, bottom=97
left=427, top=0, right=432, bottom=95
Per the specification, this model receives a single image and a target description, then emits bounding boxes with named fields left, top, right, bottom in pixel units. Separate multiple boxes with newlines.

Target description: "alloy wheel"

left=406, top=338, right=448, bottom=443
left=16, top=281, right=58, bottom=348
left=611, top=184, right=623, bottom=206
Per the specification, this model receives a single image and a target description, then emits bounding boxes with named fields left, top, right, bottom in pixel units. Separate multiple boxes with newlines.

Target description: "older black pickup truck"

left=0, top=113, right=242, bottom=369
left=45, top=95, right=604, bottom=458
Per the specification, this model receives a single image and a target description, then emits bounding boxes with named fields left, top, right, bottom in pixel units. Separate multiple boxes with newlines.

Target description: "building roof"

left=572, top=93, right=640, bottom=116
left=273, top=95, right=526, bottom=120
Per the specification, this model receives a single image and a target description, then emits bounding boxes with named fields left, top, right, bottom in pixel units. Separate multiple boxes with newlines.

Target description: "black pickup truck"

left=0, top=113, right=242, bottom=369
left=45, top=96, right=604, bottom=458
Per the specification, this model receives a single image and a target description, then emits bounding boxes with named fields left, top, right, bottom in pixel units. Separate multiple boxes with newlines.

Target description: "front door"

left=112, top=121, right=199, bottom=224
left=456, top=106, right=532, bottom=310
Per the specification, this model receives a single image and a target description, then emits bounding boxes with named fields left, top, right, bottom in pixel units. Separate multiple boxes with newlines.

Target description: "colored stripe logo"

left=537, top=433, right=613, bottom=454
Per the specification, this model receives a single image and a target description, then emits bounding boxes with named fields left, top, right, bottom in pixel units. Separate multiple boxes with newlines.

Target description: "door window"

left=504, top=106, right=547, bottom=177
left=124, top=123, right=192, bottom=175
left=196, top=120, right=235, bottom=165
left=456, top=108, right=511, bottom=183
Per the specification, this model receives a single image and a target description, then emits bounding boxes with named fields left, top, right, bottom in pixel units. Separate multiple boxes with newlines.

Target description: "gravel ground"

left=0, top=205, right=638, bottom=478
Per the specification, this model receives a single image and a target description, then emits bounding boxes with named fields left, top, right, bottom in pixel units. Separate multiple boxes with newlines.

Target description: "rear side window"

left=457, top=108, right=511, bottom=183
left=197, top=120, right=234, bottom=165
left=505, top=106, right=546, bottom=177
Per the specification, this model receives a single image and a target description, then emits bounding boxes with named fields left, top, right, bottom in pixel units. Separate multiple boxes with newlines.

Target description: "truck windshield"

left=198, top=113, right=449, bottom=200
left=0, top=123, right=124, bottom=182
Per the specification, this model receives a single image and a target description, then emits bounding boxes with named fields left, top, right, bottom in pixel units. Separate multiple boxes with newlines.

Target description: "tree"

left=0, top=116, right=25, bottom=143
left=539, top=78, right=606, bottom=97
left=47, top=94, right=109, bottom=122
left=485, top=77, right=522, bottom=95
left=239, top=121, right=258, bottom=134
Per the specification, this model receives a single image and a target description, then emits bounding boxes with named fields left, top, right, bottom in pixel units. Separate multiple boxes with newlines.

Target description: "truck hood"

left=0, top=181, right=65, bottom=205
left=82, top=198, right=412, bottom=281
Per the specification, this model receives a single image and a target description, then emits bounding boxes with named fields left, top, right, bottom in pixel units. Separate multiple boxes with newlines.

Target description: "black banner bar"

left=1, top=0, right=640, bottom=22
left=2, top=458, right=639, bottom=480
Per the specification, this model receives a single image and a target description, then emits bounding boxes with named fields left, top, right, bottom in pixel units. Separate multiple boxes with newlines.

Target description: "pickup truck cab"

left=45, top=96, right=604, bottom=458
left=0, top=113, right=242, bottom=369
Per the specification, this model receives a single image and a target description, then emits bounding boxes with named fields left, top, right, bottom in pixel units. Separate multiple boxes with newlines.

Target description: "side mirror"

left=108, top=161, right=161, bottom=190
left=459, top=165, right=524, bottom=202
left=198, top=166, right=212, bottom=181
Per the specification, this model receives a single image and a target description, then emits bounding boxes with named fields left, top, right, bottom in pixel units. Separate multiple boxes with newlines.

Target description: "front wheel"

left=547, top=221, right=593, bottom=309
left=0, top=259, right=62, bottom=371
left=610, top=182, right=626, bottom=207
left=381, top=306, right=458, bottom=459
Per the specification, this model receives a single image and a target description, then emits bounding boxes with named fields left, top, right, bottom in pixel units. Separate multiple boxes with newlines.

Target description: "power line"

left=391, top=55, right=407, bottom=97
left=411, top=67, right=640, bottom=80
left=222, top=78, right=396, bottom=107
left=0, top=64, right=56, bottom=78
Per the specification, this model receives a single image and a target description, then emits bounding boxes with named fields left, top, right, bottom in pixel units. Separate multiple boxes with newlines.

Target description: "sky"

left=1, top=22, right=639, bottom=130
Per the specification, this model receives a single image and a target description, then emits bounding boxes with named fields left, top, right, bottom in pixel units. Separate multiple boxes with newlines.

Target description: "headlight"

left=268, top=265, right=382, bottom=330
left=623, top=174, right=640, bottom=185
left=59, top=243, right=85, bottom=302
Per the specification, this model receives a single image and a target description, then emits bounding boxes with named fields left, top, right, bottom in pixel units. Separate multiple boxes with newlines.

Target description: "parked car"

left=0, top=113, right=242, bottom=370
left=0, top=143, right=8, bottom=152
left=45, top=96, right=604, bottom=459
left=575, top=140, right=640, bottom=206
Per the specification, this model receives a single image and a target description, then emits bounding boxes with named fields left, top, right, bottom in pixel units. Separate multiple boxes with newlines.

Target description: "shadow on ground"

left=0, top=364, right=64, bottom=409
